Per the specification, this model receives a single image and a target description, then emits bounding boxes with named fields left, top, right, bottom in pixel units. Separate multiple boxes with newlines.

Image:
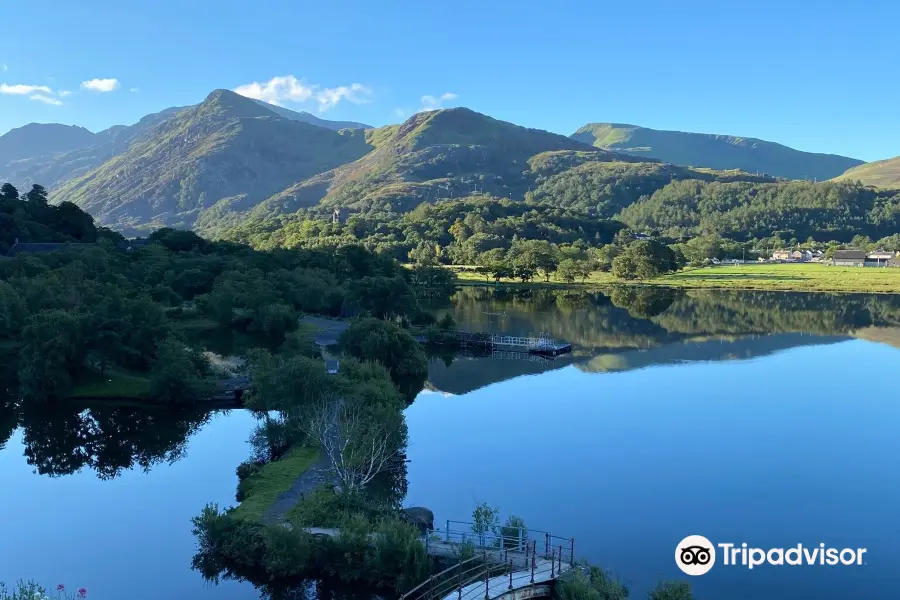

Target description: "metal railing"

left=400, top=522, right=575, bottom=600
left=442, top=520, right=574, bottom=564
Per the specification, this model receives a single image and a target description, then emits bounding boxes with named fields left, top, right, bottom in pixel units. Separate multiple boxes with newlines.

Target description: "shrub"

left=370, top=519, right=430, bottom=591
left=453, top=539, right=477, bottom=561
left=236, top=460, right=264, bottom=482
left=192, top=503, right=432, bottom=594
left=331, top=513, right=373, bottom=581
left=149, top=337, right=211, bottom=404
left=250, top=302, right=298, bottom=343
left=471, top=502, right=500, bottom=546
left=248, top=419, right=293, bottom=463
left=649, top=581, right=693, bottom=600
left=261, top=526, right=316, bottom=579
left=235, top=460, right=264, bottom=502
left=287, top=484, right=396, bottom=529
left=499, top=515, right=528, bottom=549
left=338, top=318, right=428, bottom=382
left=556, top=565, right=628, bottom=600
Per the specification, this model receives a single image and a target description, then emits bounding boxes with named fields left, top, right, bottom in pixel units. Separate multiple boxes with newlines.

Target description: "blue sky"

left=1, top=0, right=898, bottom=161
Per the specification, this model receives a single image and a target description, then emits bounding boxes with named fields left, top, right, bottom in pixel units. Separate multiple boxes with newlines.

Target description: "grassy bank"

left=231, top=447, right=320, bottom=522
left=69, top=369, right=153, bottom=399
left=454, top=263, right=900, bottom=294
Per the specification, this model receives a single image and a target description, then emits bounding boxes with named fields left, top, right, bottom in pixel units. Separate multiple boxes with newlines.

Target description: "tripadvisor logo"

left=675, top=535, right=867, bottom=576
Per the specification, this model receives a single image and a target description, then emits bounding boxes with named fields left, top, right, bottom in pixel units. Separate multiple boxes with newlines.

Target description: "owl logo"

left=680, top=545, right=712, bottom=565
left=676, top=535, right=716, bottom=575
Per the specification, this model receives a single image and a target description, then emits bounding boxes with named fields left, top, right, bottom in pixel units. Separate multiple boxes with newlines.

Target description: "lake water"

left=3, top=287, right=900, bottom=599
left=407, top=288, right=900, bottom=600
left=0, top=408, right=262, bottom=600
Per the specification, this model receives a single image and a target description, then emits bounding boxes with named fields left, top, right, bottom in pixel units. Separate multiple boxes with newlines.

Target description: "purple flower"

left=78, top=589, right=87, bottom=598
left=57, top=585, right=65, bottom=592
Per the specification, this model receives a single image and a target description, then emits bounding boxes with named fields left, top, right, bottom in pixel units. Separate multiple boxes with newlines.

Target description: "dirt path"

left=262, top=452, right=335, bottom=525
left=261, top=398, right=343, bottom=525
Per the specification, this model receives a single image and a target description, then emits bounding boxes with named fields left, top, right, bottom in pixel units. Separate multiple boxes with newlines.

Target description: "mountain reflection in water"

left=425, top=286, right=900, bottom=394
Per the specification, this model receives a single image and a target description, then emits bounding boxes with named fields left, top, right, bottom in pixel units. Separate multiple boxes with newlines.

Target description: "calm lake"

left=3, top=287, right=900, bottom=599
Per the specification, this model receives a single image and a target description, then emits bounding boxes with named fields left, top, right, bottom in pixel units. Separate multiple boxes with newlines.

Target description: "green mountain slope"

left=52, top=90, right=373, bottom=232
left=249, top=107, right=635, bottom=221
left=2, top=99, right=365, bottom=193
left=572, top=123, right=863, bottom=181
left=834, top=156, right=900, bottom=188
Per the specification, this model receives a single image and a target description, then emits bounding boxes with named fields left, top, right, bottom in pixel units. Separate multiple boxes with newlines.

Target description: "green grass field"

left=231, top=447, right=320, bottom=523
left=69, top=369, right=153, bottom=398
left=454, top=263, right=900, bottom=293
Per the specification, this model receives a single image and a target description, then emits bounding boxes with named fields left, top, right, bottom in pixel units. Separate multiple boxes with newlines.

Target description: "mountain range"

left=572, top=123, right=865, bottom=182
left=0, top=89, right=896, bottom=235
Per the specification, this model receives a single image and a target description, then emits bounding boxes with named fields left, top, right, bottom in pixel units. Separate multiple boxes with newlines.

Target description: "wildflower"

left=57, top=585, right=65, bottom=592
left=78, top=588, right=87, bottom=598
left=33, top=593, right=42, bottom=600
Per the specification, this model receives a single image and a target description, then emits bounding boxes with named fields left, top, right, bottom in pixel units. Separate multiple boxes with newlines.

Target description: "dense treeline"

left=527, top=160, right=772, bottom=217
left=619, top=179, right=900, bottom=242
left=0, top=183, right=441, bottom=404
left=1, top=182, right=112, bottom=254
left=223, top=195, right=624, bottom=260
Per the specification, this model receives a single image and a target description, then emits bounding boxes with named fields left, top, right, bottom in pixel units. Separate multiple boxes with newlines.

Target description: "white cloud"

left=1, top=64, right=7, bottom=72
left=1, top=83, right=65, bottom=105
left=420, top=92, right=459, bottom=111
left=0, top=83, right=53, bottom=95
left=129, top=87, right=139, bottom=93
left=234, top=75, right=315, bottom=106
left=234, top=75, right=372, bottom=112
left=391, top=107, right=407, bottom=120
left=315, top=83, right=372, bottom=111
left=80, top=78, right=120, bottom=92
left=58, top=90, right=72, bottom=98
left=30, top=94, right=63, bottom=106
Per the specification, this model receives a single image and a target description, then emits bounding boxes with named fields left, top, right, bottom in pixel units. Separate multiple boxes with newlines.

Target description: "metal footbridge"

left=453, top=332, right=572, bottom=356
left=400, top=520, right=576, bottom=600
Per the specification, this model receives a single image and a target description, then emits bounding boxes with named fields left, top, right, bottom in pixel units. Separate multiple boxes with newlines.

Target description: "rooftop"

left=832, top=250, right=867, bottom=260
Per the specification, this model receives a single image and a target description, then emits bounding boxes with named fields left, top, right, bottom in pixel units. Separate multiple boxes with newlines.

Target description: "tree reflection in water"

left=446, top=286, right=900, bottom=348
left=15, top=402, right=211, bottom=479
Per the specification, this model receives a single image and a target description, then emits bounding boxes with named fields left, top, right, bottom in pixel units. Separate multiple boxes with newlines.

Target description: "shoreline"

left=452, top=263, right=900, bottom=295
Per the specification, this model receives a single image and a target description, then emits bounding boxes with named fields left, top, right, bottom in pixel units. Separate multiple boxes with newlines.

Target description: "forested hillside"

left=617, top=180, right=900, bottom=241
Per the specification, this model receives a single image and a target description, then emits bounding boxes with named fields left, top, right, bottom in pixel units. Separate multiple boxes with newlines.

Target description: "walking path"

left=261, top=453, right=335, bottom=525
